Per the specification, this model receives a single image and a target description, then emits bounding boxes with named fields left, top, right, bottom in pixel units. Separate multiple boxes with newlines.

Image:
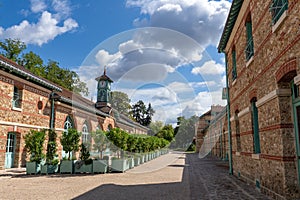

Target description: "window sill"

left=252, top=153, right=260, bottom=160
left=272, top=10, right=288, bottom=33
left=235, top=152, right=241, bottom=156
left=232, top=79, right=237, bottom=86
left=12, top=107, right=22, bottom=112
left=246, top=56, right=254, bottom=67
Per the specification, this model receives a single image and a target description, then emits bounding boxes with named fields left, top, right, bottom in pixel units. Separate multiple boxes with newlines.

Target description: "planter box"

left=140, top=155, right=145, bottom=164
left=134, top=157, right=140, bottom=166
left=74, top=161, right=93, bottom=173
left=128, top=158, right=134, bottom=169
left=41, top=164, right=59, bottom=174
left=60, top=160, right=74, bottom=174
left=26, top=162, right=40, bottom=175
left=111, top=158, right=128, bottom=172
left=92, top=160, right=107, bottom=173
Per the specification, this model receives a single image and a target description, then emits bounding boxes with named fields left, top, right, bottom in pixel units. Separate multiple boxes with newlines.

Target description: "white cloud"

left=52, top=0, right=72, bottom=19
left=0, top=0, right=77, bottom=46
left=126, top=0, right=231, bottom=47
left=192, top=60, right=225, bottom=75
left=30, top=0, right=47, bottom=13
left=0, top=11, right=78, bottom=46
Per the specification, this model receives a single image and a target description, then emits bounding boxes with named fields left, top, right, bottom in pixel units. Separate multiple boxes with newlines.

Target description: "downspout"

left=50, top=91, right=55, bottom=130
left=225, top=53, right=233, bottom=175
left=50, top=92, right=55, bottom=130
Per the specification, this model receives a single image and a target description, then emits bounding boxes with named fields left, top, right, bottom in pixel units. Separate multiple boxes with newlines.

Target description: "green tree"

left=0, top=38, right=89, bottom=96
left=111, top=91, right=131, bottom=116
left=60, top=129, right=81, bottom=160
left=24, top=129, right=46, bottom=163
left=149, top=121, right=164, bottom=135
left=156, top=124, right=174, bottom=142
left=45, top=129, right=58, bottom=165
left=172, top=115, right=198, bottom=150
left=91, top=129, right=109, bottom=159
left=0, top=38, right=26, bottom=62
left=131, top=100, right=155, bottom=126
left=21, top=51, right=45, bottom=77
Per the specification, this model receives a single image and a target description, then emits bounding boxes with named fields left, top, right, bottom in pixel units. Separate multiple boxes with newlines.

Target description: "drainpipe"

left=49, top=92, right=60, bottom=130
left=225, top=53, right=233, bottom=175
left=50, top=92, right=55, bottom=130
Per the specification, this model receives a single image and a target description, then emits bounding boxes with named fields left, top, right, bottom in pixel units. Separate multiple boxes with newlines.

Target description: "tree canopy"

left=131, top=100, right=155, bottom=126
left=111, top=91, right=131, bottom=116
left=0, top=38, right=89, bottom=96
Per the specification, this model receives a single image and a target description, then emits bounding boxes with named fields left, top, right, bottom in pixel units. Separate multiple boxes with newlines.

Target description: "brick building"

left=0, top=55, right=148, bottom=170
left=196, top=106, right=228, bottom=160
left=217, top=0, right=300, bottom=199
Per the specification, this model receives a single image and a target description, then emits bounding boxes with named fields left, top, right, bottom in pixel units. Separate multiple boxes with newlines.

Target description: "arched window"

left=64, top=116, right=74, bottom=132
left=82, top=121, right=90, bottom=144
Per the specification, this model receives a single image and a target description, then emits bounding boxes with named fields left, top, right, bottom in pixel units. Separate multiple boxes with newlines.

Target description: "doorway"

left=5, top=132, right=16, bottom=168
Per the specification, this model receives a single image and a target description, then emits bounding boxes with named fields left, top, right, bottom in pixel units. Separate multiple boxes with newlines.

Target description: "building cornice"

left=218, top=0, right=244, bottom=53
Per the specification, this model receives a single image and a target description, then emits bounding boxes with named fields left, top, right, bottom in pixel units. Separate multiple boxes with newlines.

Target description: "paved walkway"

left=0, top=152, right=272, bottom=200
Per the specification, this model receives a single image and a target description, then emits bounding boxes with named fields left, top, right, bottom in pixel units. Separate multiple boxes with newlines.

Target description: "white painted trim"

left=294, top=74, right=300, bottom=86
left=12, top=107, right=22, bottom=112
left=246, top=56, right=254, bottom=68
left=256, top=89, right=291, bottom=107
left=272, top=10, right=288, bottom=33
left=0, top=120, right=67, bottom=132
left=0, top=120, right=49, bottom=130
left=252, top=153, right=260, bottom=160
left=235, top=152, right=241, bottom=156
left=232, top=79, right=237, bottom=86
left=238, top=107, right=250, bottom=118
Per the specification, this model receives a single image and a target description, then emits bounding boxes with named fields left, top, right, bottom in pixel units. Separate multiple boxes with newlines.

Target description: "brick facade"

left=217, top=0, right=300, bottom=199
left=0, top=55, right=148, bottom=170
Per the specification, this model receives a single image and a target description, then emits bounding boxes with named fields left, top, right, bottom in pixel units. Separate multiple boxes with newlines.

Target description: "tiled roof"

left=218, top=0, right=243, bottom=53
left=0, top=55, right=62, bottom=92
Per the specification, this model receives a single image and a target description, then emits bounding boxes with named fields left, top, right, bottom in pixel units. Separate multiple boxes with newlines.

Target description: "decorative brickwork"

left=216, top=0, right=300, bottom=199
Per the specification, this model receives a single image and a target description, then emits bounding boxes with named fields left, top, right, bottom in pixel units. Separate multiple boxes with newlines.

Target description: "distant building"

left=0, top=55, right=148, bottom=170
left=218, top=0, right=300, bottom=199
left=196, top=105, right=227, bottom=158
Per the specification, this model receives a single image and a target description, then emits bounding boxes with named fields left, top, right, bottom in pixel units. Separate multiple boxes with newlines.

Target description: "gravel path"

left=0, top=152, right=272, bottom=200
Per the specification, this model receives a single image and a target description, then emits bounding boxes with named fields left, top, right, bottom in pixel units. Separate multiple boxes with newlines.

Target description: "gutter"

left=224, top=53, right=233, bottom=175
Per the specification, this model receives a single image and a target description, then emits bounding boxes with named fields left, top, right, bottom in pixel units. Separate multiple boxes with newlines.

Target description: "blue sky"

left=0, top=0, right=231, bottom=124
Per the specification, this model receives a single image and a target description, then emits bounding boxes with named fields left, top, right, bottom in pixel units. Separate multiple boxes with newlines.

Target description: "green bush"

left=24, top=129, right=46, bottom=163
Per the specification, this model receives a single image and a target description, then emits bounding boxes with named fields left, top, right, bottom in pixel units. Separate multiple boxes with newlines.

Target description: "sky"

left=0, top=0, right=231, bottom=125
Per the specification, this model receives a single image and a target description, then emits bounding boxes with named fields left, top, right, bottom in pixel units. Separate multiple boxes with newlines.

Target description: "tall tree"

left=111, top=91, right=131, bottom=116
left=0, top=38, right=26, bottom=62
left=0, top=38, right=89, bottom=96
left=131, top=100, right=155, bottom=126
left=21, top=51, right=45, bottom=77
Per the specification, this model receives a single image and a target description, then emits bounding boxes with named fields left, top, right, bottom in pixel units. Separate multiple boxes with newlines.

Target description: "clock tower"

left=95, top=68, right=113, bottom=113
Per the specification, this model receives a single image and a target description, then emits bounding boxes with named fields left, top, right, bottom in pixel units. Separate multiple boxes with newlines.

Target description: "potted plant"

left=24, top=129, right=46, bottom=175
left=41, top=129, right=59, bottom=174
left=74, top=143, right=93, bottom=173
left=106, top=128, right=129, bottom=172
left=91, top=130, right=108, bottom=173
left=60, top=128, right=81, bottom=174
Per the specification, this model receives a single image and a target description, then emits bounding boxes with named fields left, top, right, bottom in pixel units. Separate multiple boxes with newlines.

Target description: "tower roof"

left=95, top=67, right=113, bottom=82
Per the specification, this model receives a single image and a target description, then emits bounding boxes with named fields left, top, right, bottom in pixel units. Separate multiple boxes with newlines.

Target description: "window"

left=270, top=0, right=288, bottom=25
left=235, top=110, right=241, bottom=152
left=245, top=14, right=254, bottom=61
left=64, top=116, right=74, bottom=131
left=251, top=98, right=261, bottom=154
left=82, top=121, right=90, bottom=144
left=232, top=47, right=237, bottom=80
left=12, top=86, right=22, bottom=109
